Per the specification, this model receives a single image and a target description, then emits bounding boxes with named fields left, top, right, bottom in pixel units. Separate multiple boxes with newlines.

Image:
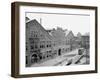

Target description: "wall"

left=0, top=0, right=100, bottom=80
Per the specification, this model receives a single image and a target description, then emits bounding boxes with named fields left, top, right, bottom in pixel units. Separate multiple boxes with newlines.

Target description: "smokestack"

left=40, top=18, right=42, bottom=25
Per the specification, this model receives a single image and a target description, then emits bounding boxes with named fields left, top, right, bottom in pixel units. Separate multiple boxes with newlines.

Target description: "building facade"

left=26, top=19, right=53, bottom=66
left=26, top=18, right=79, bottom=67
left=81, top=35, right=90, bottom=49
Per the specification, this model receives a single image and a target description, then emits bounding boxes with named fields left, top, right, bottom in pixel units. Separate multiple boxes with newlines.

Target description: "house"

left=26, top=19, right=53, bottom=67
left=47, top=27, right=75, bottom=56
left=65, top=30, right=76, bottom=51
left=48, top=27, right=67, bottom=56
left=74, top=33, right=90, bottom=49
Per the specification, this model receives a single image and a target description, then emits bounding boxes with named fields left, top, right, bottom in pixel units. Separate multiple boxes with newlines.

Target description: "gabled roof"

left=26, top=17, right=30, bottom=22
left=26, top=19, right=53, bottom=40
left=65, top=30, right=70, bottom=36
left=46, top=28, right=66, bottom=41
left=65, top=30, right=75, bottom=40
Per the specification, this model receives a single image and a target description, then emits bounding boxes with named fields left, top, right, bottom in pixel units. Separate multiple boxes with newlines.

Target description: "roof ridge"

left=27, top=19, right=53, bottom=40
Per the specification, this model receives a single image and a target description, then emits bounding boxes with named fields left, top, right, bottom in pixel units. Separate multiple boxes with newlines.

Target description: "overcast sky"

left=26, top=12, right=90, bottom=35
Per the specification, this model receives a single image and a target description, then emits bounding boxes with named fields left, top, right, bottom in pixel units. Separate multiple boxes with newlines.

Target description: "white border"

left=20, top=6, right=95, bottom=74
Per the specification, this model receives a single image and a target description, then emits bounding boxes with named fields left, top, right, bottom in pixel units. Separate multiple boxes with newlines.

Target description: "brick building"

left=47, top=27, right=72, bottom=56
left=26, top=19, right=53, bottom=66
left=26, top=18, right=77, bottom=67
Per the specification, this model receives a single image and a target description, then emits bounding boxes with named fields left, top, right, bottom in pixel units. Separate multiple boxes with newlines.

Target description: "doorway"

left=31, top=54, right=38, bottom=63
left=58, top=49, right=61, bottom=56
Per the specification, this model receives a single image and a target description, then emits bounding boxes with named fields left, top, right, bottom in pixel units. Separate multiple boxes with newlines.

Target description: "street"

left=31, top=48, right=89, bottom=67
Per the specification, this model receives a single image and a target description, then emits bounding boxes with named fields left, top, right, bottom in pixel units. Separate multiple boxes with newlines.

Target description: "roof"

left=26, top=17, right=30, bottom=22
left=65, top=30, right=70, bottom=36
left=26, top=19, right=53, bottom=40
left=81, top=35, right=89, bottom=38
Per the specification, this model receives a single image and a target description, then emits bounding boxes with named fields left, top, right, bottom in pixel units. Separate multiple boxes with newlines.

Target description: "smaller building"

left=81, top=35, right=90, bottom=49
left=74, top=34, right=90, bottom=49
left=65, top=30, right=76, bottom=51
left=26, top=19, right=53, bottom=67
left=47, top=27, right=67, bottom=56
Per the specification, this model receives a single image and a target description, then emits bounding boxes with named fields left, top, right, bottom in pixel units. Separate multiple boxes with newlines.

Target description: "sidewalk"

left=31, top=49, right=78, bottom=67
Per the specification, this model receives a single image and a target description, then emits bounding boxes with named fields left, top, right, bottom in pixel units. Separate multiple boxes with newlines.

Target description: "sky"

left=26, top=12, right=90, bottom=36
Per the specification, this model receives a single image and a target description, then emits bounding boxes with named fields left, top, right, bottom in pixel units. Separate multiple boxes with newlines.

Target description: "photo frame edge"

left=11, top=2, right=98, bottom=78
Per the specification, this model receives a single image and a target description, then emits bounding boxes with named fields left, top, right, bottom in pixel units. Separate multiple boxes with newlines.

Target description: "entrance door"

left=31, top=54, right=38, bottom=63
left=58, top=49, right=61, bottom=56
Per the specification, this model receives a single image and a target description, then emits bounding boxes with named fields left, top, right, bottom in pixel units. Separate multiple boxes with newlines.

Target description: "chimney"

left=40, top=18, right=42, bottom=25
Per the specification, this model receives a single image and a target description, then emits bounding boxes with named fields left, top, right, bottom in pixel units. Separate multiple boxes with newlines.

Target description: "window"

left=40, top=45, right=41, bottom=48
left=26, top=56, right=28, bottom=64
left=29, top=38, right=34, bottom=44
left=47, top=45, right=49, bottom=47
left=40, top=45, right=44, bottom=48
left=49, top=50, right=51, bottom=53
left=49, top=45, right=51, bottom=47
left=31, top=46, right=34, bottom=49
left=32, top=54, right=37, bottom=57
left=26, top=46, right=28, bottom=51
